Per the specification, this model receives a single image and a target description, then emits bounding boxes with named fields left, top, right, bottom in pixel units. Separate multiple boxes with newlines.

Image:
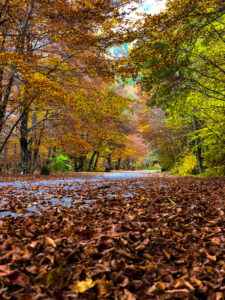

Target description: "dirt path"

left=0, top=173, right=224, bottom=299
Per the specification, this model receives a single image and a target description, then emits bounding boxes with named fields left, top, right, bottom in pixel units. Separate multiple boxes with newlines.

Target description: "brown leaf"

left=45, top=237, right=57, bottom=248
left=8, top=271, right=30, bottom=287
left=0, top=265, right=11, bottom=277
left=96, top=280, right=113, bottom=295
left=162, top=249, right=171, bottom=260
left=165, top=289, right=190, bottom=295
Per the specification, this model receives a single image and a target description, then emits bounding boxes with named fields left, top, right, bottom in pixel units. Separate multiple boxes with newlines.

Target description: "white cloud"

left=143, top=0, right=167, bottom=14
left=124, top=0, right=166, bottom=22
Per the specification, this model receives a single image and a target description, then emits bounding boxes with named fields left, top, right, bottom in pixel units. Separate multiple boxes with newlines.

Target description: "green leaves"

left=127, top=0, right=225, bottom=176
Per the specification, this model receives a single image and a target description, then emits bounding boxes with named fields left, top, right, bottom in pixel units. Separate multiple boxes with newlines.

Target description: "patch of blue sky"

left=107, top=1, right=166, bottom=58
left=142, top=3, right=153, bottom=12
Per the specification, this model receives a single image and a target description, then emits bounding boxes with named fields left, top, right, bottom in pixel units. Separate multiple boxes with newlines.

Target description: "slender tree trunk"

left=20, top=108, right=30, bottom=174
left=124, top=159, right=131, bottom=170
left=193, top=116, right=203, bottom=174
left=88, top=151, right=97, bottom=171
left=28, top=108, right=37, bottom=172
left=0, top=69, right=15, bottom=134
left=45, top=147, right=52, bottom=167
left=93, top=151, right=99, bottom=171
left=105, top=156, right=111, bottom=172
left=30, top=126, right=45, bottom=173
left=115, top=158, right=121, bottom=170
left=74, top=157, right=79, bottom=172
left=78, top=156, right=85, bottom=171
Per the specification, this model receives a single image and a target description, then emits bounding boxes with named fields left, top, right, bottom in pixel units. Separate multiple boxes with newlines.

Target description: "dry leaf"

left=73, top=278, right=96, bottom=293
left=45, top=237, right=57, bottom=248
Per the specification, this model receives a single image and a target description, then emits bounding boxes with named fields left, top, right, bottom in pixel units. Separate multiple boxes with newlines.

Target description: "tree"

left=0, top=0, right=143, bottom=173
left=127, top=0, right=225, bottom=175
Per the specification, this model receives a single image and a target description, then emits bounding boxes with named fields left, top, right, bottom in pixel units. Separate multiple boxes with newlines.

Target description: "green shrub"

left=50, top=154, right=72, bottom=173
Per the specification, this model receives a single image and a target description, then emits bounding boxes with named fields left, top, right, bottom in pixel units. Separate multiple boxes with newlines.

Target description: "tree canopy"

left=127, top=0, right=225, bottom=175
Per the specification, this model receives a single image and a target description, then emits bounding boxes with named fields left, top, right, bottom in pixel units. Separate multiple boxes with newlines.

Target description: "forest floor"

left=0, top=171, right=224, bottom=299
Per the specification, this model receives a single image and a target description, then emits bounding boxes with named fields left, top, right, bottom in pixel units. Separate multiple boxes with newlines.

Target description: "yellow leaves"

left=140, top=124, right=150, bottom=133
left=73, top=278, right=113, bottom=295
left=73, top=278, right=96, bottom=293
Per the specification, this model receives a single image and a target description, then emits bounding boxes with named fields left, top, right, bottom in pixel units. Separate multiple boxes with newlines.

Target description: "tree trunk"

left=115, top=158, right=121, bottom=170
left=78, top=156, right=85, bottom=171
left=74, top=157, right=79, bottom=172
left=124, top=159, right=131, bottom=170
left=88, top=151, right=97, bottom=171
left=105, top=156, right=111, bottom=172
left=193, top=116, right=203, bottom=174
left=30, top=126, right=44, bottom=174
left=93, top=151, right=99, bottom=171
left=20, top=108, right=30, bottom=174
left=74, top=156, right=86, bottom=171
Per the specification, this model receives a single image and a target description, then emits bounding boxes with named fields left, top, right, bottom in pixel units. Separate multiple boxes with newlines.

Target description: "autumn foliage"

left=0, top=0, right=146, bottom=174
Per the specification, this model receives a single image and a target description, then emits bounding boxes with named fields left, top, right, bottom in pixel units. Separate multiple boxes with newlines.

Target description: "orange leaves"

left=0, top=173, right=225, bottom=299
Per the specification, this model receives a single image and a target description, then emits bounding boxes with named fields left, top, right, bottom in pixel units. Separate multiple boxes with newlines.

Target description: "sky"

left=126, top=0, right=167, bottom=20
left=108, top=0, right=167, bottom=57
left=142, top=0, right=166, bottom=14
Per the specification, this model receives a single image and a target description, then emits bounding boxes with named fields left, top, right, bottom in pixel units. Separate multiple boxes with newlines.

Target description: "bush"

left=172, top=153, right=197, bottom=176
left=50, top=154, right=72, bottom=173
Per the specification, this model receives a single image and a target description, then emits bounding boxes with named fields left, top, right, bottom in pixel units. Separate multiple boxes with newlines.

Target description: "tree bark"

left=93, top=151, right=99, bottom=171
left=78, top=156, right=85, bottom=171
left=88, top=151, right=97, bottom=171
left=74, top=157, right=79, bottom=172
left=193, top=116, right=204, bottom=174
left=20, top=108, right=30, bottom=174
left=115, top=158, right=121, bottom=170
left=105, top=156, right=111, bottom=172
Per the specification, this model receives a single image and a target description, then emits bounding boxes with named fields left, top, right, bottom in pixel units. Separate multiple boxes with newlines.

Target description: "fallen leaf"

left=96, top=280, right=113, bottom=295
left=0, top=265, right=11, bottom=277
left=45, top=237, right=57, bottom=248
left=73, top=278, right=96, bottom=293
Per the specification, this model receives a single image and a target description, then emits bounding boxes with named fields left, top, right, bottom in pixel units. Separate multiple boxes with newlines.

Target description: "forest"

left=0, top=0, right=224, bottom=176
left=0, top=0, right=225, bottom=299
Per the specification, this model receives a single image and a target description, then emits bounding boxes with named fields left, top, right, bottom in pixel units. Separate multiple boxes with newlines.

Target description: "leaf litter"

left=0, top=172, right=224, bottom=299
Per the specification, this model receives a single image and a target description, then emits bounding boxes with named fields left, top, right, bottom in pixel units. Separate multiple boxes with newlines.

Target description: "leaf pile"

left=0, top=174, right=224, bottom=299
